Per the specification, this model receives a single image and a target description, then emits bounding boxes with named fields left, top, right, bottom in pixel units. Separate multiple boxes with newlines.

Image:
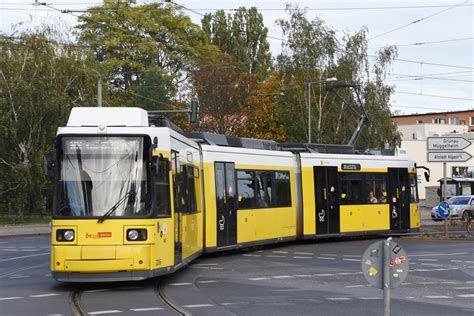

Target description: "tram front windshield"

left=55, top=136, right=151, bottom=218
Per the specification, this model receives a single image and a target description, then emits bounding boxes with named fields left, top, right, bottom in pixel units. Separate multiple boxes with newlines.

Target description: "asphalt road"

left=1, top=235, right=473, bottom=316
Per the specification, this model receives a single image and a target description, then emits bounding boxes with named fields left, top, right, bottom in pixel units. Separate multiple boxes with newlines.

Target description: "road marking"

left=441, top=281, right=457, bottom=284
left=183, top=304, right=213, bottom=308
left=209, top=267, right=224, bottom=270
left=84, top=289, right=110, bottom=293
left=197, top=280, right=218, bottom=284
left=272, top=251, right=288, bottom=254
left=30, top=293, right=61, bottom=298
left=293, top=256, right=312, bottom=259
left=0, top=297, right=23, bottom=301
left=272, top=275, right=294, bottom=279
left=410, top=252, right=469, bottom=257
left=343, top=258, right=361, bottom=262
left=88, top=311, right=122, bottom=315
left=242, top=254, right=261, bottom=257
left=9, top=275, right=30, bottom=279
left=293, top=274, right=313, bottom=278
left=0, top=262, right=49, bottom=279
left=129, top=307, right=164, bottom=311
left=423, top=296, right=452, bottom=299
left=404, top=297, right=416, bottom=299
left=345, top=285, right=365, bottom=288
left=464, top=261, right=474, bottom=264
left=0, top=252, right=49, bottom=263
left=220, top=302, right=248, bottom=306
left=192, top=263, right=219, bottom=266
left=358, top=297, right=381, bottom=300
left=418, top=259, right=438, bottom=262
left=418, top=282, right=436, bottom=285
left=320, top=254, right=337, bottom=257
left=343, top=255, right=361, bottom=258
left=457, top=294, right=474, bottom=298
left=337, top=272, right=357, bottom=275
left=466, top=281, right=474, bottom=283
left=317, top=257, right=336, bottom=260
left=313, top=273, right=334, bottom=276
left=267, top=255, right=286, bottom=258
left=326, top=297, right=352, bottom=301
left=168, top=283, right=192, bottom=286
left=295, top=252, right=313, bottom=255
left=249, top=277, right=269, bottom=281
left=450, top=260, right=462, bottom=263
left=453, top=287, right=474, bottom=290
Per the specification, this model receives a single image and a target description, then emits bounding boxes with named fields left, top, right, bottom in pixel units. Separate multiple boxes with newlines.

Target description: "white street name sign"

left=427, top=152, right=472, bottom=162
left=427, top=137, right=471, bottom=151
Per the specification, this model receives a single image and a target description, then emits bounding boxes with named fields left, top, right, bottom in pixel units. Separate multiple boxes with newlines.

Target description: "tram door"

left=172, top=152, right=182, bottom=266
left=314, top=166, right=340, bottom=235
left=388, top=168, right=411, bottom=231
left=215, top=162, right=237, bottom=247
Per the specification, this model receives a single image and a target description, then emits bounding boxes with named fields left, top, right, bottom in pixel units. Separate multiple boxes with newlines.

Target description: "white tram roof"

left=67, top=107, right=149, bottom=127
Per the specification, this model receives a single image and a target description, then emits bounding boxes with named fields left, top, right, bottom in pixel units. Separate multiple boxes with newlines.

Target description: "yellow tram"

left=45, top=107, right=423, bottom=282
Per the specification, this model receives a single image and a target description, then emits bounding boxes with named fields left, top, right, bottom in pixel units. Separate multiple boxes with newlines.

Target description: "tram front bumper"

left=51, top=245, right=151, bottom=275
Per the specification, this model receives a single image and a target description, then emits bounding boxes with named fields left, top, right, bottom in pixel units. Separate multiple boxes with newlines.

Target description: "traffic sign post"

left=437, top=201, right=450, bottom=219
left=427, top=136, right=472, bottom=237
left=362, top=238, right=409, bottom=316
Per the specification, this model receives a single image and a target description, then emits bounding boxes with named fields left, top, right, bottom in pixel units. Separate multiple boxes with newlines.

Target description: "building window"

left=449, top=117, right=460, bottom=125
left=416, top=120, right=423, bottom=124
left=470, top=117, right=474, bottom=126
left=433, top=118, right=445, bottom=124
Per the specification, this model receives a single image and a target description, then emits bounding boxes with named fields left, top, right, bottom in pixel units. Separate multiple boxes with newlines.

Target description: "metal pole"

left=443, top=162, right=448, bottom=237
left=383, top=237, right=391, bottom=316
left=308, top=83, right=311, bottom=144
left=97, top=78, right=102, bottom=107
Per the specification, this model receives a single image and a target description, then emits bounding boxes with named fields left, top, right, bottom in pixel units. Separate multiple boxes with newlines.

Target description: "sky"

left=1, top=0, right=473, bottom=115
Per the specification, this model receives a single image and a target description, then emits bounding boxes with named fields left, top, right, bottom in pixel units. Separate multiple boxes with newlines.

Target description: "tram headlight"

left=57, top=229, right=75, bottom=242
left=127, top=229, right=147, bottom=241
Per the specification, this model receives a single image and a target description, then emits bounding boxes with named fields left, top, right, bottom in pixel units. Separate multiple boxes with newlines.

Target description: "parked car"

left=431, top=195, right=474, bottom=221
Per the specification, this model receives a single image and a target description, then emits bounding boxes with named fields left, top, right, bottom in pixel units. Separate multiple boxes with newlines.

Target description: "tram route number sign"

left=361, top=240, right=409, bottom=290
left=437, top=201, right=450, bottom=219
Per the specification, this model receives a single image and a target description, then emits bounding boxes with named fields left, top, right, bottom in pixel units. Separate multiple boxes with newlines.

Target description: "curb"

left=0, top=224, right=51, bottom=237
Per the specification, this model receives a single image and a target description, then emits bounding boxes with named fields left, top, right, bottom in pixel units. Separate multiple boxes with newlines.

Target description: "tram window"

left=237, top=171, right=256, bottom=209
left=155, top=157, right=171, bottom=217
left=365, top=174, right=387, bottom=204
left=274, top=171, right=291, bottom=207
left=339, top=173, right=363, bottom=204
left=237, top=170, right=291, bottom=209
left=409, top=174, right=419, bottom=203
left=172, top=152, right=197, bottom=214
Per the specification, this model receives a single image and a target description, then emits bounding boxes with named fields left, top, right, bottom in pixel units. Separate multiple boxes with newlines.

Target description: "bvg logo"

left=86, top=232, right=112, bottom=239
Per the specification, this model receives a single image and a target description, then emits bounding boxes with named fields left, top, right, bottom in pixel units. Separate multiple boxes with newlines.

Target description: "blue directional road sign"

left=437, top=201, right=450, bottom=219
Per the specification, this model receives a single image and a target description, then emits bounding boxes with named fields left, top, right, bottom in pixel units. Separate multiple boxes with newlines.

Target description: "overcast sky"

left=1, top=0, right=473, bottom=115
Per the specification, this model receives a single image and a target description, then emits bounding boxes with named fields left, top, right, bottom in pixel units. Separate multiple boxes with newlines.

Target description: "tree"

left=276, top=5, right=400, bottom=148
left=237, top=74, right=287, bottom=142
left=0, top=29, right=97, bottom=218
left=77, top=1, right=212, bottom=106
left=135, top=66, right=170, bottom=111
left=191, top=54, right=257, bottom=135
left=202, top=7, right=272, bottom=80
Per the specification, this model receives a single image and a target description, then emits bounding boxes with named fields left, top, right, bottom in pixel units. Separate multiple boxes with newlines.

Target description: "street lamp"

left=307, top=77, right=337, bottom=143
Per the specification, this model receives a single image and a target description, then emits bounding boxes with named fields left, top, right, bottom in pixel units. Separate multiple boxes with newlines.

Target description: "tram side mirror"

left=152, top=154, right=169, bottom=179
left=424, top=171, right=430, bottom=182
left=43, top=150, right=56, bottom=178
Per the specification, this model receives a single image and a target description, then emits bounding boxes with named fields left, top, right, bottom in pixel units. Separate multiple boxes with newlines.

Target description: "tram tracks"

left=70, top=288, right=85, bottom=316
left=155, top=277, right=189, bottom=315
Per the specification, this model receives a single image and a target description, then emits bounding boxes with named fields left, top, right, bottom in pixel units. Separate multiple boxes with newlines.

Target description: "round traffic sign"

left=437, top=201, right=451, bottom=219
left=361, top=240, right=409, bottom=289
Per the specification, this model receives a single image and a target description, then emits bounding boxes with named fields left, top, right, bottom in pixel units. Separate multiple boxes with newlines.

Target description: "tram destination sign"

left=427, top=136, right=471, bottom=151
left=427, top=152, right=472, bottom=162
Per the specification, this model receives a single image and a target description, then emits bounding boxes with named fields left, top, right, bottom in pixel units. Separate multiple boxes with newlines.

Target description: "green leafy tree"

left=77, top=1, right=211, bottom=106
left=135, top=66, right=170, bottom=111
left=202, top=7, right=272, bottom=80
left=276, top=5, right=400, bottom=148
left=0, top=29, right=97, bottom=218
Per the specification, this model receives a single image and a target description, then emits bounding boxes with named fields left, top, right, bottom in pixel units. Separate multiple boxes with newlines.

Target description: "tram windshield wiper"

left=97, top=191, right=135, bottom=223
